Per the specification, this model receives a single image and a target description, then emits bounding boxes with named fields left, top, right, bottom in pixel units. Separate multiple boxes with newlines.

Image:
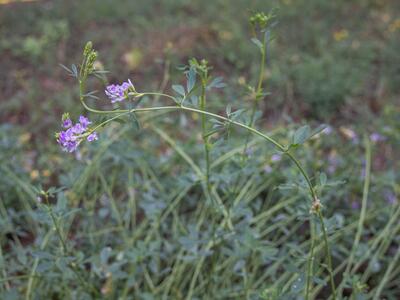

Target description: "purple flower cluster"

left=56, top=115, right=98, bottom=152
left=370, top=132, right=385, bottom=143
left=351, top=201, right=360, bottom=210
left=105, top=79, right=134, bottom=103
left=271, top=153, right=282, bottom=163
left=322, top=125, right=333, bottom=135
left=384, top=190, right=397, bottom=205
left=327, top=151, right=340, bottom=174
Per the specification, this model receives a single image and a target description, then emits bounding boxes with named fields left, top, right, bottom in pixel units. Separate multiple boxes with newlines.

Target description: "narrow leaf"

left=251, top=38, right=263, bottom=51
left=207, top=77, right=226, bottom=89
left=71, top=64, right=78, bottom=77
left=320, top=172, right=327, bottom=186
left=293, top=125, right=311, bottom=145
left=172, top=85, right=185, bottom=97
left=186, top=67, right=196, bottom=92
left=59, top=63, right=71, bottom=73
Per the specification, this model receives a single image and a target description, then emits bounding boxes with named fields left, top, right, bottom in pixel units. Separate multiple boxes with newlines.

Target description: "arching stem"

left=79, top=91, right=336, bottom=299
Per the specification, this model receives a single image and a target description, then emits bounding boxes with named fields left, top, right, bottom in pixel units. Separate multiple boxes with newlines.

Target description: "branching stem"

left=79, top=89, right=336, bottom=299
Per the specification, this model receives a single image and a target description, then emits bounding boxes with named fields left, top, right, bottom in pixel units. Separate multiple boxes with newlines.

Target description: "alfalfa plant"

left=56, top=12, right=336, bottom=299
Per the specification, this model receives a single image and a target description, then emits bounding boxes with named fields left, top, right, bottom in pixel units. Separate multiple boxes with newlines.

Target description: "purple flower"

left=370, top=133, right=385, bottom=143
left=271, top=154, right=282, bottom=163
left=351, top=201, right=360, bottom=210
left=79, top=115, right=91, bottom=129
left=65, top=140, right=79, bottom=152
left=87, top=132, right=98, bottom=142
left=121, top=81, right=131, bottom=90
left=56, top=115, right=98, bottom=153
left=263, top=164, right=272, bottom=174
left=327, top=153, right=339, bottom=174
left=327, top=165, right=336, bottom=174
left=322, top=125, right=333, bottom=135
left=105, top=79, right=134, bottom=103
left=360, top=167, right=366, bottom=179
left=384, top=190, right=397, bottom=205
left=350, top=132, right=359, bottom=144
left=62, top=118, right=72, bottom=128
left=105, top=84, right=122, bottom=103
left=245, top=147, right=254, bottom=157
left=57, top=131, right=80, bottom=153
left=71, top=123, right=85, bottom=135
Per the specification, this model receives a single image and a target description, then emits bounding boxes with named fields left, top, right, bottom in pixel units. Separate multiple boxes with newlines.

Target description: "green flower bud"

left=86, top=51, right=98, bottom=74
left=83, top=41, right=93, bottom=57
left=61, top=112, right=70, bottom=122
left=249, top=11, right=274, bottom=30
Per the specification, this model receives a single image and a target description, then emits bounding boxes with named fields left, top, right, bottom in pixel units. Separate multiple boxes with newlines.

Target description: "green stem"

left=285, top=151, right=316, bottom=200
left=81, top=91, right=320, bottom=200
left=200, top=75, right=211, bottom=192
left=318, top=210, right=337, bottom=299
left=44, top=196, right=68, bottom=253
left=337, top=136, right=371, bottom=296
left=0, top=245, right=10, bottom=291
left=243, top=33, right=267, bottom=158
left=79, top=90, right=335, bottom=298
left=372, top=244, right=400, bottom=300
left=305, top=218, right=316, bottom=299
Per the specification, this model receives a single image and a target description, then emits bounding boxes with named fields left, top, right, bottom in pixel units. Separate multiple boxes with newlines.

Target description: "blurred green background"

left=0, top=1, right=399, bottom=299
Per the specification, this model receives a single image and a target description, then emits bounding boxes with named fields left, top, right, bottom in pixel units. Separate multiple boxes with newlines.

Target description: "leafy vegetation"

left=0, top=1, right=399, bottom=299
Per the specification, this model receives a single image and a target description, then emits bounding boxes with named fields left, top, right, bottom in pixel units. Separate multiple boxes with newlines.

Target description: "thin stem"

left=243, top=32, right=267, bottom=158
left=256, top=35, right=267, bottom=94
left=200, top=74, right=211, bottom=192
left=181, top=105, right=286, bottom=151
left=0, top=246, right=10, bottom=290
left=317, top=210, right=337, bottom=299
left=305, top=218, right=316, bottom=299
left=44, top=196, right=68, bottom=253
left=337, top=136, right=371, bottom=296
left=285, top=151, right=316, bottom=200
left=79, top=90, right=336, bottom=298
left=372, top=244, right=400, bottom=300
left=80, top=96, right=286, bottom=151
left=80, top=92, right=319, bottom=201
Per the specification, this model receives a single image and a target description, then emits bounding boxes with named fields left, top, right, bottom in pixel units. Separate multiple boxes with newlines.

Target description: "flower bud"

left=249, top=11, right=274, bottom=30
left=310, top=197, right=322, bottom=214
left=86, top=51, right=98, bottom=74
left=83, top=41, right=93, bottom=57
left=62, top=112, right=70, bottom=122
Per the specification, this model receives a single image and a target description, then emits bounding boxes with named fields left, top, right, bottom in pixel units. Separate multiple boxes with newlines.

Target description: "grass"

left=1, top=0, right=400, bottom=299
